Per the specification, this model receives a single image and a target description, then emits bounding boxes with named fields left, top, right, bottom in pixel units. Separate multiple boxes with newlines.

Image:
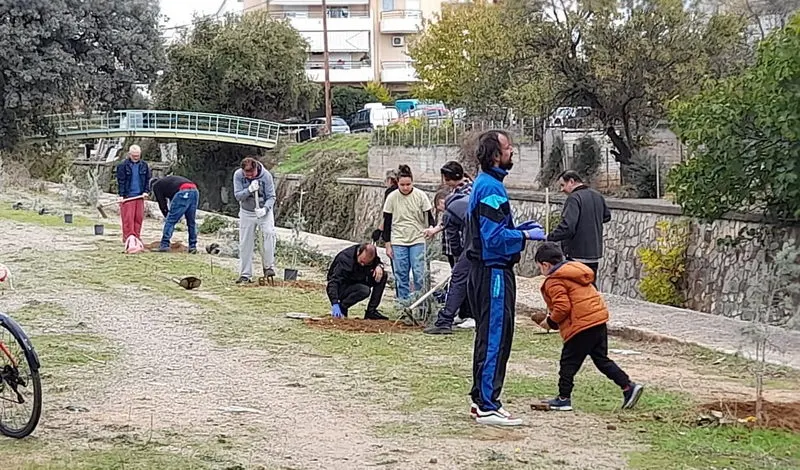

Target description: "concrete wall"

left=335, top=177, right=800, bottom=325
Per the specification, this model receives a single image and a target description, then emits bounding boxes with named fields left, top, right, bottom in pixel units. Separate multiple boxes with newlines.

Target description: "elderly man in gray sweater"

left=233, top=157, right=277, bottom=284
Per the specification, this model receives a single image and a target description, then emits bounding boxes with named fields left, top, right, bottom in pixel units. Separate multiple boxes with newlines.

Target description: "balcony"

left=380, top=61, right=418, bottom=83
left=380, top=10, right=423, bottom=34
left=271, top=11, right=372, bottom=32
left=270, top=0, right=368, bottom=5
left=306, top=61, right=375, bottom=83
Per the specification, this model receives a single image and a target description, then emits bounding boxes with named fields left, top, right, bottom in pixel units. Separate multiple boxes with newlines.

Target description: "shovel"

left=171, top=276, right=202, bottom=290
left=96, top=195, right=146, bottom=218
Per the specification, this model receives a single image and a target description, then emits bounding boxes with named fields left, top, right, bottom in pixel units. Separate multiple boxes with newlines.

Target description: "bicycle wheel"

left=0, top=313, right=42, bottom=439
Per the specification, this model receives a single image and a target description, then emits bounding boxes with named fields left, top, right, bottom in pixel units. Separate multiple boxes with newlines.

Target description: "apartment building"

left=243, top=0, right=446, bottom=90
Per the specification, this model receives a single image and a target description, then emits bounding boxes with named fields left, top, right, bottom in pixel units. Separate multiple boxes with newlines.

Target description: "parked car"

left=308, top=116, right=351, bottom=134
left=349, top=106, right=399, bottom=133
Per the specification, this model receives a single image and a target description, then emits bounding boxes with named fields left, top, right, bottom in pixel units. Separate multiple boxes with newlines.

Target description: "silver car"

left=309, top=116, right=351, bottom=134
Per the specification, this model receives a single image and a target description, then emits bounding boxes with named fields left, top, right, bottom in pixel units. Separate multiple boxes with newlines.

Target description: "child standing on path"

left=535, top=242, right=644, bottom=411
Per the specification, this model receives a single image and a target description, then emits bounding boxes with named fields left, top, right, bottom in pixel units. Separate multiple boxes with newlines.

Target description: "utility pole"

left=321, top=0, right=332, bottom=135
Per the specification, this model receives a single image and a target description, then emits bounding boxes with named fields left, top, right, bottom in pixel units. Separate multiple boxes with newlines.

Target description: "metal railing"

left=46, top=110, right=282, bottom=148
left=271, top=11, right=371, bottom=19
left=381, top=60, right=414, bottom=70
left=307, top=60, right=372, bottom=69
left=380, top=9, right=422, bottom=19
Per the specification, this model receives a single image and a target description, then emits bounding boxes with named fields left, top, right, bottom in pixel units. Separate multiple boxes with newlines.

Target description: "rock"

left=311, top=372, right=326, bottom=378
left=219, top=406, right=263, bottom=414
left=65, top=405, right=89, bottom=412
left=429, top=458, right=438, bottom=464
left=606, top=424, right=617, bottom=430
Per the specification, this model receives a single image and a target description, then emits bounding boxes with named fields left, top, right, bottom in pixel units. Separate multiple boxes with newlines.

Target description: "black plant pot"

left=284, top=268, right=298, bottom=281
left=93, top=224, right=104, bottom=236
left=64, top=213, right=73, bottom=224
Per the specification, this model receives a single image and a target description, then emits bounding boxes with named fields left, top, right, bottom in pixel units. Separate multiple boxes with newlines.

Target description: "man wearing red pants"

left=115, top=145, right=152, bottom=244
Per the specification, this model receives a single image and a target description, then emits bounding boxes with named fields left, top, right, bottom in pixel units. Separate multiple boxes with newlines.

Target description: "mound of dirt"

left=700, top=400, right=800, bottom=432
left=304, top=317, right=423, bottom=334
left=144, top=241, right=186, bottom=252
left=241, top=279, right=325, bottom=292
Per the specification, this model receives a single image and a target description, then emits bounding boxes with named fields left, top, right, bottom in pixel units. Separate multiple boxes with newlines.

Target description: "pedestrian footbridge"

left=42, top=110, right=283, bottom=149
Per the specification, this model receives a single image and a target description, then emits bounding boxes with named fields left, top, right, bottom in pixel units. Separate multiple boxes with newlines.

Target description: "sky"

left=160, top=0, right=228, bottom=30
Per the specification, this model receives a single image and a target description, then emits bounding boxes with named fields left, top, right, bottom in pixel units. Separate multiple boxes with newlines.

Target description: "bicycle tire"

left=0, top=313, right=42, bottom=439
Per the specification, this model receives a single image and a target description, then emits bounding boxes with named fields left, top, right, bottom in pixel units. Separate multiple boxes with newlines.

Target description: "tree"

left=154, top=12, right=321, bottom=212
left=407, top=1, right=521, bottom=115
left=0, top=0, right=164, bottom=150
left=668, top=14, right=800, bottom=222
left=332, top=87, right=372, bottom=117
left=514, top=0, right=748, bottom=165
left=156, top=13, right=320, bottom=121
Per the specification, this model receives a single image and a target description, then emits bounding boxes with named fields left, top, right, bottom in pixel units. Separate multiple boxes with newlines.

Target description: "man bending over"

left=327, top=243, right=389, bottom=320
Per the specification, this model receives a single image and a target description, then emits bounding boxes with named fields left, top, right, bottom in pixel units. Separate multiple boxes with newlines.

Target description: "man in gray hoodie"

left=233, top=157, right=277, bottom=284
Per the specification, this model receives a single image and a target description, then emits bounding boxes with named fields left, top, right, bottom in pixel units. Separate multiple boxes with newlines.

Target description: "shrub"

left=572, top=136, right=602, bottom=184
left=637, top=219, right=691, bottom=306
left=624, top=151, right=667, bottom=198
left=538, top=136, right=565, bottom=189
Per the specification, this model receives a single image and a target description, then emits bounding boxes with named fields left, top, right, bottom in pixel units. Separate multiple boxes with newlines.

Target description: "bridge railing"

left=49, top=110, right=282, bottom=144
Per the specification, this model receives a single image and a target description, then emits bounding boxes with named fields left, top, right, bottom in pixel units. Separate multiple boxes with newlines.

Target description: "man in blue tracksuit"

left=464, top=130, right=546, bottom=426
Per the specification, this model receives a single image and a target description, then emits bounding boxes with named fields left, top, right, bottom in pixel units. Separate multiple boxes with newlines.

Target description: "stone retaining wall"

left=333, top=177, right=800, bottom=325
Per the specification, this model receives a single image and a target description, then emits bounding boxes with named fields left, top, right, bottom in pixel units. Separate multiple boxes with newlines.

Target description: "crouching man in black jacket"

left=326, top=243, right=389, bottom=320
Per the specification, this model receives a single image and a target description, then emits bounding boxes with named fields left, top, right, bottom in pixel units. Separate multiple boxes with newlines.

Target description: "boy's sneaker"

left=622, top=383, right=644, bottom=409
left=543, top=397, right=573, bottom=411
left=470, top=404, right=522, bottom=426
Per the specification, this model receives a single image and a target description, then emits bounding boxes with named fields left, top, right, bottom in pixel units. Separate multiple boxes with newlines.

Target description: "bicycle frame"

left=0, top=314, right=40, bottom=373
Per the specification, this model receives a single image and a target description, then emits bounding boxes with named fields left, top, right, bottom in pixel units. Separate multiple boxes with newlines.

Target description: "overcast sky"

left=160, top=0, right=225, bottom=29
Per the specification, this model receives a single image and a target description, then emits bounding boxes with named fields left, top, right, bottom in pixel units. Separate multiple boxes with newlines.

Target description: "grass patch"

left=0, top=435, right=240, bottom=470
left=628, top=423, right=800, bottom=470
left=7, top=300, right=69, bottom=324
left=0, top=206, right=103, bottom=228
left=274, top=134, right=369, bottom=175
left=32, top=333, right=117, bottom=368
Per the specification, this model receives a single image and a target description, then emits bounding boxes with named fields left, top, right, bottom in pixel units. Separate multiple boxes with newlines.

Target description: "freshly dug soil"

left=241, top=279, right=325, bottom=292
left=144, top=241, right=186, bottom=252
left=304, top=317, right=423, bottom=334
left=700, top=400, right=800, bottom=432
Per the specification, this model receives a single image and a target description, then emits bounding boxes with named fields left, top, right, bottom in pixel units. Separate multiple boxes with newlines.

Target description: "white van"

left=349, top=106, right=399, bottom=133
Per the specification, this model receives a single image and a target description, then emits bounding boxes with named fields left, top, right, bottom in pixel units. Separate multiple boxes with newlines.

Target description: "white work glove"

left=248, top=180, right=259, bottom=193
left=255, top=207, right=267, bottom=218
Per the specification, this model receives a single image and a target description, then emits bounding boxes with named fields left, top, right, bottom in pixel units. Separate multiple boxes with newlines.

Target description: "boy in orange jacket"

left=534, top=242, right=644, bottom=411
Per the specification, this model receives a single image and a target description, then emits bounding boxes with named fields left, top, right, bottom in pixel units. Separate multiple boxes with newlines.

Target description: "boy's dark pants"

left=559, top=324, right=630, bottom=398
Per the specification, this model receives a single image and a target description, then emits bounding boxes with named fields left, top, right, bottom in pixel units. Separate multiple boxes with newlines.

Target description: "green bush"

left=538, top=136, right=565, bottom=189
left=637, top=220, right=691, bottom=306
left=572, top=136, right=602, bottom=184
left=199, top=215, right=229, bottom=234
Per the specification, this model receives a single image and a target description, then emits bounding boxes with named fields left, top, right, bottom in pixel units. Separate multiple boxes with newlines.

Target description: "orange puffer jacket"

left=540, top=261, right=609, bottom=343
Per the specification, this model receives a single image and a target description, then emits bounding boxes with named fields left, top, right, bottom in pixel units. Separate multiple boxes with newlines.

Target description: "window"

left=382, top=0, right=394, bottom=11
left=332, top=117, right=348, bottom=126
left=327, top=7, right=350, bottom=18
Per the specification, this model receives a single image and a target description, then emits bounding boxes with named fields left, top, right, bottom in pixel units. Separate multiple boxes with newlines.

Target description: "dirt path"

left=1, top=214, right=635, bottom=469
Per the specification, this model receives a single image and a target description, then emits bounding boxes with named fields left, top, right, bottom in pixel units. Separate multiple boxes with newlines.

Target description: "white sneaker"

left=456, top=318, right=476, bottom=329
left=453, top=315, right=465, bottom=325
left=471, top=405, right=522, bottom=426
left=470, top=402, right=511, bottom=418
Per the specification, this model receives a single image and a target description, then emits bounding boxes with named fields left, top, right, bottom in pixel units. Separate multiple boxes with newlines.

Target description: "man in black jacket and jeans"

left=326, top=243, right=389, bottom=320
left=546, top=170, right=611, bottom=287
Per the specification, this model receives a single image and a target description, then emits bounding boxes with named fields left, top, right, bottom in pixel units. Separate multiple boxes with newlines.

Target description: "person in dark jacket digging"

left=546, top=170, right=611, bottom=287
left=326, top=243, right=389, bottom=320
left=150, top=175, right=200, bottom=253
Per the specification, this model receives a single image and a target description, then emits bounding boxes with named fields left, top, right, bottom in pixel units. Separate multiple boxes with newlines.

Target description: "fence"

left=369, top=117, right=543, bottom=147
